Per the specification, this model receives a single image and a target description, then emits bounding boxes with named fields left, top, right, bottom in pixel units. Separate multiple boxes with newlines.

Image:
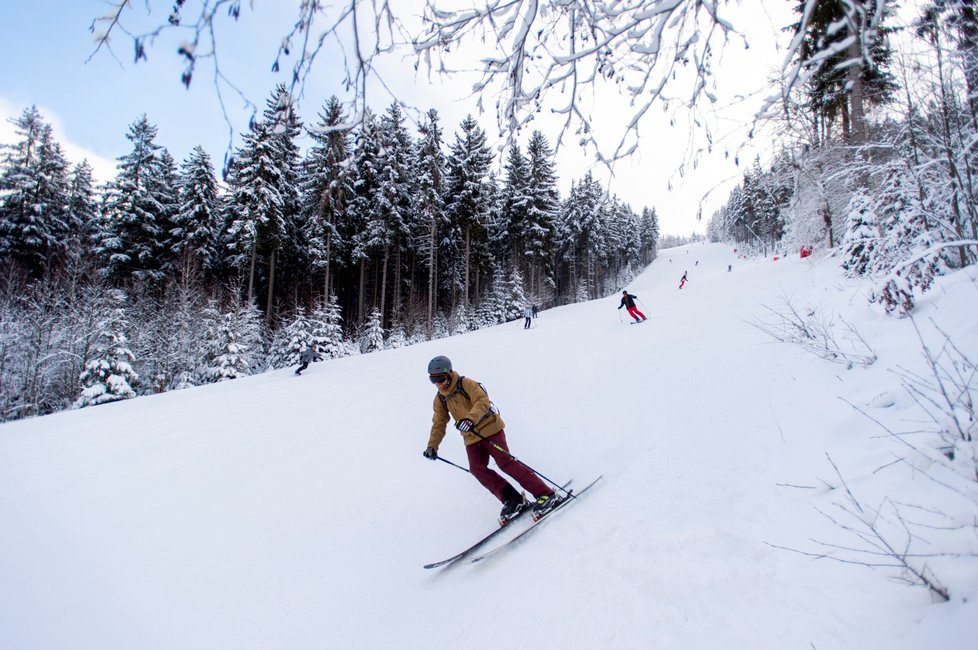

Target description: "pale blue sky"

left=0, top=2, right=799, bottom=237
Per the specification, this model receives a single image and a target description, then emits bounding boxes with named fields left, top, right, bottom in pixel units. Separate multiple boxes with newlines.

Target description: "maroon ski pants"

left=465, top=431, right=552, bottom=502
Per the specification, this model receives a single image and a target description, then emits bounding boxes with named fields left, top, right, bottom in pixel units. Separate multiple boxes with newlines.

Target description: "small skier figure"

left=422, top=356, right=560, bottom=524
left=678, top=271, right=688, bottom=289
left=531, top=304, right=539, bottom=318
left=618, top=290, right=647, bottom=323
left=523, top=305, right=533, bottom=329
left=294, top=343, right=322, bottom=375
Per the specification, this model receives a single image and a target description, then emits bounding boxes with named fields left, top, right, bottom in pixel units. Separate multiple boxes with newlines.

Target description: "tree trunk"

left=464, top=226, right=471, bottom=308
left=265, top=247, right=276, bottom=327
left=846, top=39, right=866, bottom=145
left=427, top=212, right=436, bottom=339
left=822, top=201, right=835, bottom=249
left=358, top=257, right=366, bottom=326
left=379, top=246, right=389, bottom=329
left=393, top=238, right=402, bottom=323
left=323, top=231, right=332, bottom=300
left=474, top=266, right=481, bottom=307
left=247, top=244, right=257, bottom=306
left=960, top=0, right=978, bottom=128
left=934, top=27, right=973, bottom=266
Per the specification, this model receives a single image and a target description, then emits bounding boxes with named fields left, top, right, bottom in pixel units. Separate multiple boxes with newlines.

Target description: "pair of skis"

left=423, top=476, right=602, bottom=569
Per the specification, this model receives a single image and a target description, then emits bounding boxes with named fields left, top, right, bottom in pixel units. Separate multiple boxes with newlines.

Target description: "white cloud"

left=0, top=96, right=117, bottom=184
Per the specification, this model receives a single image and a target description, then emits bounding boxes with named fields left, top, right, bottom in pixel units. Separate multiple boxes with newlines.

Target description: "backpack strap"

left=439, top=376, right=499, bottom=427
left=456, top=375, right=470, bottom=401
left=438, top=375, right=470, bottom=409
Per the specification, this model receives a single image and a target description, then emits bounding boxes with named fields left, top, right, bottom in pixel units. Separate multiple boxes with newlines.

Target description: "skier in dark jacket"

left=422, top=355, right=559, bottom=524
left=679, top=271, right=688, bottom=289
left=294, top=344, right=322, bottom=375
left=618, top=290, right=647, bottom=322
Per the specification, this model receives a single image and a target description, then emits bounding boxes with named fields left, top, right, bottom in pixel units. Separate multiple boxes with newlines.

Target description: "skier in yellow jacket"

left=423, top=355, right=558, bottom=524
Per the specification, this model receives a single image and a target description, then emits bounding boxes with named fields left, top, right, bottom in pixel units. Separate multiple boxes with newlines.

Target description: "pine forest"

left=0, top=95, right=661, bottom=420
left=2, top=0, right=976, bottom=422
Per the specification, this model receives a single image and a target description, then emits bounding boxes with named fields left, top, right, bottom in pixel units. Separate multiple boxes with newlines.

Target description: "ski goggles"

left=429, top=373, right=451, bottom=385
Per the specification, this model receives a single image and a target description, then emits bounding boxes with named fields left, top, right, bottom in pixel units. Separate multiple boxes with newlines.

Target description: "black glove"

left=423, top=446, right=437, bottom=460
left=455, top=418, right=475, bottom=433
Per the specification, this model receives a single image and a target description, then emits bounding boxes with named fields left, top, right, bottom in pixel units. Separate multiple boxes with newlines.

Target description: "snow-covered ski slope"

left=2, top=242, right=976, bottom=649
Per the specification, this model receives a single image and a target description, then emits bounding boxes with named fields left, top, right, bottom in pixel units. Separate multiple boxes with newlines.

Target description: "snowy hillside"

left=1, top=243, right=976, bottom=650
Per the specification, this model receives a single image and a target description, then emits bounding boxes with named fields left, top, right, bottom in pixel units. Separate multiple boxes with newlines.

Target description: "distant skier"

left=618, top=290, right=647, bottom=323
left=294, top=344, right=322, bottom=375
left=531, top=304, right=539, bottom=318
left=679, top=271, right=688, bottom=289
left=422, top=356, right=560, bottom=524
left=523, top=305, right=533, bottom=329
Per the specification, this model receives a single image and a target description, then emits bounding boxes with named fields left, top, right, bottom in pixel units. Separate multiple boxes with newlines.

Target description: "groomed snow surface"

left=2, top=242, right=976, bottom=649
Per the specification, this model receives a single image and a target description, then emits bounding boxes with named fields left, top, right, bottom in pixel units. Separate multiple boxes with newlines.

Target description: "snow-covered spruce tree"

left=495, top=143, right=531, bottom=268
left=0, top=290, right=27, bottom=421
left=372, top=102, right=414, bottom=327
left=0, top=106, right=71, bottom=277
left=359, top=307, right=386, bottom=353
left=474, top=267, right=503, bottom=328
left=450, top=301, right=470, bottom=335
left=639, top=206, right=660, bottom=265
left=156, top=149, right=181, bottom=272
left=575, top=280, right=590, bottom=304
left=386, top=321, right=408, bottom=349
left=309, top=294, right=347, bottom=359
left=201, top=299, right=264, bottom=382
left=196, top=300, right=222, bottom=382
left=267, top=306, right=313, bottom=369
left=37, top=273, right=116, bottom=416
left=0, top=281, right=64, bottom=419
left=787, top=0, right=897, bottom=145
left=523, top=130, right=560, bottom=297
left=431, top=311, right=450, bottom=339
left=556, top=171, right=606, bottom=300
left=65, top=160, right=100, bottom=261
left=841, top=190, right=881, bottom=276
left=74, top=290, right=139, bottom=408
left=299, top=96, right=353, bottom=300
left=606, top=197, right=642, bottom=286
left=96, top=115, right=175, bottom=283
left=224, top=86, right=302, bottom=320
left=414, top=109, right=447, bottom=338
left=173, top=145, right=221, bottom=280
left=477, top=260, right=513, bottom=326
left=502, top=266, right=528, bottom=322
left=444, top=114, right=492, bottom=309
left=223, top=123, right=277, bottom=305
left=347, top=109, right=382, bottom=326
left=717, top=156, right=792, bottom=257
left=870, top=167, right=951, bottom=316
left=741, top=156, right=788, bottom=250
left=155, top=280, right=210, bottom=391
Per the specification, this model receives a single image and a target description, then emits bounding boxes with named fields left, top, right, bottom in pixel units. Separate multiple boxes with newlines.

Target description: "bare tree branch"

left=85, top=1, right=899, bottom=178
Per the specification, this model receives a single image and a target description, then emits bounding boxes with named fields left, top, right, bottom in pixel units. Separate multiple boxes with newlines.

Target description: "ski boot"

left=499, top=495, right=528, bottom=526
left=531, top=491, right=563, bottom=521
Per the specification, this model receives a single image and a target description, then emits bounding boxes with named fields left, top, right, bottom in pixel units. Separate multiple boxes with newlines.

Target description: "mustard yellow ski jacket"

left=428, top=372, right=505, bottom=451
